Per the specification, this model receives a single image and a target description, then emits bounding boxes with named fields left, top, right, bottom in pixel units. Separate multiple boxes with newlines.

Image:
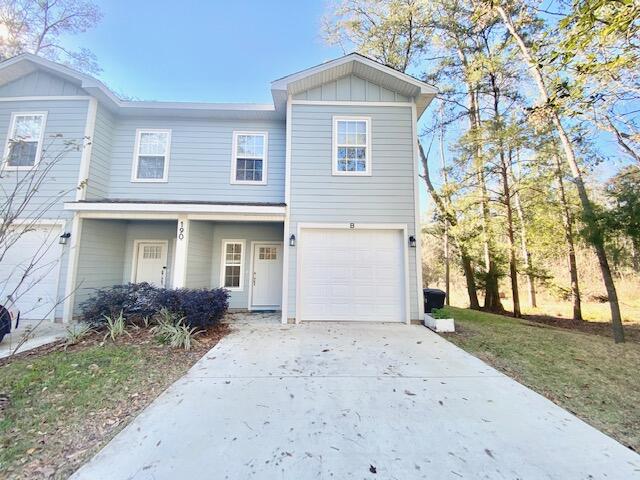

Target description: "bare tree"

left=0, top=0, right=103, bottom=73
left=0, top=130, right=86, bottom=354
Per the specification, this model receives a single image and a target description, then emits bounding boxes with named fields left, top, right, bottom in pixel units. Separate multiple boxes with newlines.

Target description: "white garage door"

left=0, top=225, right=62, bottom=320
left=299, top=228, right=406, bottom=322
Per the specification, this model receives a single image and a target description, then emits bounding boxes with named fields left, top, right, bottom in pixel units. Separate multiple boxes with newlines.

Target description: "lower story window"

left=222, top=240, right=244, bottom=290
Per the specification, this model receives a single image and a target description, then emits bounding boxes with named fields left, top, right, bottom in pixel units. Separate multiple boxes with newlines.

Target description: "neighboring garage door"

left=299, top=228, right=406, bottom=322
left=0, top=225, right=62, bottom=320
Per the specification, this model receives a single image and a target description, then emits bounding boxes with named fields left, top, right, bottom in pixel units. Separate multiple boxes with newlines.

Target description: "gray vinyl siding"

left=0, top=98, right=89, bottom=218
left=185, top=221, right=214, bottom=288
left=74, top=219, right=128, bottom=314
left=293, top=75, right=409, bottom=102
left=122, top=221, right=176, bottom=287
left=86, top=103, right=115, bottom=199
left=0, top=95, right=89, bottom=319
left=287, top=103, right=420, bottom=320
left=104, top=117, right=285, bottom=203
left=210, top=222, right=283, bottom=309
left=0, top=70, right=86, bottom=97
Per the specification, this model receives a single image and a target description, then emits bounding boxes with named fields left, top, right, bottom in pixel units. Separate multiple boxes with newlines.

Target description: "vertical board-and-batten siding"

left=104, top=117, right=285, bottom=203
left=292, top=75, right=410, bottom=103
left=287, top=103, right=419, bottom=320
left=0, top=74, right=91, bottom=319
left=0, top=70, right=87, bottom=97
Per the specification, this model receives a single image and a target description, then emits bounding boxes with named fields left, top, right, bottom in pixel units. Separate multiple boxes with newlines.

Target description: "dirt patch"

left=0, top=323, right=229, bottom=480
left=521, top=313, right=640, bottom=343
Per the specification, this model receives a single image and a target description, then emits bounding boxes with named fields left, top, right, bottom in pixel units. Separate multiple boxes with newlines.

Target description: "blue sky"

left=66, top=0, right=344, bottom=103
left=62, top=0, right=624, bottom=213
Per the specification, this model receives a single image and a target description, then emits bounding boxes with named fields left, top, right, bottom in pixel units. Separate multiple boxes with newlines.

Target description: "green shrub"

left=65, top=323, right=94, bottom=347
left=103, top=311, right=129, bottom=342
left=150, top=309, right=201, bottom=351
left=431, top=308, right=451, bottom=319
left=80, top=283, right=229, bottom=329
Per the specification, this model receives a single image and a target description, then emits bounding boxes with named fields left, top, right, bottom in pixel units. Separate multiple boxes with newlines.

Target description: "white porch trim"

left=65, top=201, right=285, bottom=215
left=75, top=97, right=98, bottom=201
left=62, top=215, right=82, bottom=323
left=172, top=216, right=189, bottom=288
left=411, top=103, right=425, bottom=320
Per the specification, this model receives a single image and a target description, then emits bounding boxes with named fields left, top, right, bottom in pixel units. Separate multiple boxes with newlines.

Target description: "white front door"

left=251, top=243, right=283, bottom=308
left=299, top=228, right=406, bottom=322
left=134, top=241, right=168, bottom=286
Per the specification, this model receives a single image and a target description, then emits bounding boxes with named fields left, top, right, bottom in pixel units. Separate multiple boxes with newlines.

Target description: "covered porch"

left=63, top=201, right=286, bottom=321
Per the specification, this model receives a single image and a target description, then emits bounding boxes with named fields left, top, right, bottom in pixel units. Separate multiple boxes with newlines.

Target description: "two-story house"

left=0, top=53, right=435, bottom=325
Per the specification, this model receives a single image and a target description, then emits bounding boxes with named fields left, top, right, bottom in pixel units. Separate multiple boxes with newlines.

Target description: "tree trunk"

left=493, top=4, right=624, bottom=342
left=632, top=238, right=640, bottom=273
left=502, top=150, right=521, bottom=317
left=486, top=59, right=518, bottom=316
left=439, top=115, right=451, bottom=306
left=469, top=87, right=502, bottom=312
left=555, top=155, right=583, bottom=322
left=512, top=163, right=537, bottom=308
left=419, top=141, right=480, bottom=309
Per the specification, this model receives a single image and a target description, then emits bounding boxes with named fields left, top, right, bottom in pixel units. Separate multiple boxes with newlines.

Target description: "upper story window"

left=231, top=131, right=268, bottom=185
left=4, top=112, right=47, bottom=170
left=332, top=116, right=371, bottom=176
left=132, top=129, right=171, bottom=182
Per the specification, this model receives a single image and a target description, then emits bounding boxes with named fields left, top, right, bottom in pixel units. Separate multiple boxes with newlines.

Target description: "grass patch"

left=0, top=326, right=228, bottom=479
left=442, top=306, right=640, bottom=452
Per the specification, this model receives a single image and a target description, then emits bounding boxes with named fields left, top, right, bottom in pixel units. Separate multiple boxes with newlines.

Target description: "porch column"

left=172, top=216, right=190, bottom=288
left=62, top=214, right=83, bottom=323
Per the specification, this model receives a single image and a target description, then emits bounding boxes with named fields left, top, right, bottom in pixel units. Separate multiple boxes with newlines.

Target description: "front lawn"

left=442, top=306, right=640, bottom=452
left=0, top=326, right=228, bottom=479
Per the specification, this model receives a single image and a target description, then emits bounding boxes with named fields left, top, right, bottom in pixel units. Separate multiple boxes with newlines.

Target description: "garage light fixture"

left=289, top=234, right=296, bottom=247
left=409, top=235, right=416, bottom=248
left=59, top=232, right=71, bottom=245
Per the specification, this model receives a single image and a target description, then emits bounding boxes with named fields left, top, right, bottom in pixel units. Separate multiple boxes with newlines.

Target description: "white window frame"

left=220, top=239, right=245, bottom=291
left=230, top=131, right=268, bottom=185
left=332, top=116, right=372, bottom=176
left=3, top=111, right=48, bottom=171
left=131, top=128, right=171, bottom=183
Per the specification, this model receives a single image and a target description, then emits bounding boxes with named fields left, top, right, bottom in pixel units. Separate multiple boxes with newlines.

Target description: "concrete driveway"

left=72, top=322, right=639, bottom=480
left=0, top=319, right=66, bottom=359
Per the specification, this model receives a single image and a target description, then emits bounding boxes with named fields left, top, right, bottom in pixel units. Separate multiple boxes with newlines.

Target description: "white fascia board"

left=271, top=53, right=438, bottom=95
left=64, top=201, right=286, bottom=215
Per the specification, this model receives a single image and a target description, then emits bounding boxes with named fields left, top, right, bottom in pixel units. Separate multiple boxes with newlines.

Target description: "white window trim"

left=3, top=111, right=48, bottom=171
left=230, top=131, right=268, bottom=185
left=332, top=115, right=372, bottom=177
left=219, top=239, right=245, bottom=291
left=131, top=128, right=171, bottom=183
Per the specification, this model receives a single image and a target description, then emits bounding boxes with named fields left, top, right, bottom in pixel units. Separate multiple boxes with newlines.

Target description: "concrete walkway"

left=72, top=322, right=640, bottom=480
left=0, top=319, right=66, bottom=359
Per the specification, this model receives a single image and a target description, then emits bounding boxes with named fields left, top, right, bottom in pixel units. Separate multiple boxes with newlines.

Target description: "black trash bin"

left=423, top=288, right=446, bottom=313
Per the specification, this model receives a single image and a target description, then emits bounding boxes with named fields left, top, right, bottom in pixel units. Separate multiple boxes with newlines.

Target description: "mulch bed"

left=0, top=323, right=230, bottom=368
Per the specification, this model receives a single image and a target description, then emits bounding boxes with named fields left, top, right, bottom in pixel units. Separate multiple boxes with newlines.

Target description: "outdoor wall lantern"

left=289, top=234, right=296, bottom=247
left=59, top=232, right=71, bottom=245
left=409, top=235, right=416, bottom=248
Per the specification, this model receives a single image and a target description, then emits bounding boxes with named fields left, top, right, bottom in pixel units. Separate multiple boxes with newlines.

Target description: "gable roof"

left=271, top=53, right=437, bottom=117
left=0, top=52, right=437, bottom=119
